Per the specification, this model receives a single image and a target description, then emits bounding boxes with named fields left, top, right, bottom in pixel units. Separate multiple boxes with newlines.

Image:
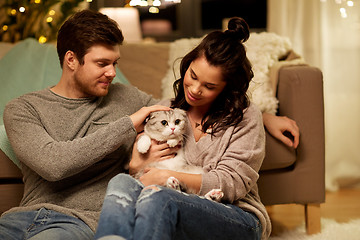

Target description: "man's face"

left=72, top=44, right=120, bottom=98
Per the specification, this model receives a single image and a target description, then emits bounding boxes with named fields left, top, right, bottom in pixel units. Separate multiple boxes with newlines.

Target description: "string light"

left=129, top=0, right=180, bottom=7
left=153, top=0, right=161, bottom=6
left=38, top=36, right=47, bottom=44
left=149, top=6, right=159, bottom=13
left=347, top=0, right=354, bottom=6
left=320, top=0, right=356, bottom=18
left=340, top=7, right=348, bottom=18
left=0, top=0, right=124, bottom=43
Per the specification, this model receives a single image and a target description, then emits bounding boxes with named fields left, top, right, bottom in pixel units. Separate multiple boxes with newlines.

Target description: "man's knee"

left=28, top=227, right=93, bottom=240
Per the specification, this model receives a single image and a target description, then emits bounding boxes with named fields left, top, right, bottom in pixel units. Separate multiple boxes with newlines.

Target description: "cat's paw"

left=205, top=189, right=224, bottom=202
left=137, top=135, right=151, bottom=154
left=166, top=176, right=181, bottom=191
left=167, top=139, right=180, bottom=148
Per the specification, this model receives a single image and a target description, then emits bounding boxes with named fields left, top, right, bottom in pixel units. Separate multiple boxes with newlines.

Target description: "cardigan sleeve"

left=198, top=104, right=266, bottom=203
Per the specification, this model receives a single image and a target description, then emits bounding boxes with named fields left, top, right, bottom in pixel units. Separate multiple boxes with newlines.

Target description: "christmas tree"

left=0, top=0, right=89, bottom=43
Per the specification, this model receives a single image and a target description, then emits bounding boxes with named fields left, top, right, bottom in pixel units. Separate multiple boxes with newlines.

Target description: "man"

left=0, top=10, right=170, bottom=239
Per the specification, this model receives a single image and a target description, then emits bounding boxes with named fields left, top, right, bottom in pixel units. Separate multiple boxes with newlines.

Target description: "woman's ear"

left=64, top=50, right=78, bottom=70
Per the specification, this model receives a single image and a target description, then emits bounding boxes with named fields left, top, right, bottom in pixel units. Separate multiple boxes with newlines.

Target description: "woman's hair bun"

left=225, top=17, right=250, bottom=43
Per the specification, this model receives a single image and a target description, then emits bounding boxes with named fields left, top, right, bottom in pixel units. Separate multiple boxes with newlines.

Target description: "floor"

left=267, top=188, right=360, bottom=236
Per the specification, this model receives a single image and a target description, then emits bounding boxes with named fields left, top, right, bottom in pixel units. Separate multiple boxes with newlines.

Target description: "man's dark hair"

left=57, top=10, right=124, bottom=68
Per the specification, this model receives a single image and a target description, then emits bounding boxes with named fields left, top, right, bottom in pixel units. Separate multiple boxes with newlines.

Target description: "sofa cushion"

left=0, top=38, right=129, bottom=125
left=260, top=131, right=296, bottom=171
left=0, top=125, right=19, bottom=168
left=118, top=42, right=169, bottom=99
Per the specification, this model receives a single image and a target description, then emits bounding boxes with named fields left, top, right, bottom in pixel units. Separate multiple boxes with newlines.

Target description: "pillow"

left=0, top=125, right=20, bottom=168
left=0, top=38, right=130, bottom=125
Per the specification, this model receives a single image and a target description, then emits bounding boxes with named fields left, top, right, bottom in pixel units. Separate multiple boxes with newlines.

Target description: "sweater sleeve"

left=3, top=100, right=137, bottom=181
left=3, top=85, right=154, bottom=182
left=199, top=104, right=266, bottom=202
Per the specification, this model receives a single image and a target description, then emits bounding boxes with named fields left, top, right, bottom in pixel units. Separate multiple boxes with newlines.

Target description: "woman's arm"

left=129, top=132, right=202, bottom=191
left=197, top=104, right=266, bottom=202
left=128, top=138, right=180, bottom=175
left=262, top=112, right=299, bottom=148
left=139, top=168, right=202, bottom=193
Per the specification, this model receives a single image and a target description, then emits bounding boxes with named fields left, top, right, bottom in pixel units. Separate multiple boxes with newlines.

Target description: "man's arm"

left=4, top=100, right=137, bottom=181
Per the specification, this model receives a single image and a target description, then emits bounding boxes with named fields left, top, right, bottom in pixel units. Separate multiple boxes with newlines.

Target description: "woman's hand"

left=128, top=136, right=180, bottom=175
left=139, top=168, right=172, bottom=186
left=140, top=168, right=202, bottom=193
left=262, top=112, right=299, bottom=148
left=130, top=105, right=171, bottom=133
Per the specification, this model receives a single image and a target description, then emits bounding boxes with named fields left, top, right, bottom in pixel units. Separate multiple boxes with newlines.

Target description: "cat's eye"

left=175, top=119, right=181, bottom=125
left=161, top=120, right=168, bottom=126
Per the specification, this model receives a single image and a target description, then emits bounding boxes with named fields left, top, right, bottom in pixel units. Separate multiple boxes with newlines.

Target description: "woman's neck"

left=188, top=106, right=209, bottom=120
left=187, top=108, right=205, bottom=124
left=187, top=107, right=210, bottom=141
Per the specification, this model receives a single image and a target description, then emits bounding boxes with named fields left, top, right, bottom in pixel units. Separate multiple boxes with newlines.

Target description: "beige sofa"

left=0, top=41, right=325, bottom=234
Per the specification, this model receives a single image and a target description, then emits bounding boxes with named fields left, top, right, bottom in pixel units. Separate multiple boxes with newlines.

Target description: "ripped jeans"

left=94, top=173, right=262, bottom=240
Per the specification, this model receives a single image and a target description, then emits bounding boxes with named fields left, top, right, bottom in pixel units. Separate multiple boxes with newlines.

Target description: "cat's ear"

left=146, top=111, right=160, bottom=122
left=174, top=108, right=187, bottom=118
left=144, top=115, right=151, bottom=123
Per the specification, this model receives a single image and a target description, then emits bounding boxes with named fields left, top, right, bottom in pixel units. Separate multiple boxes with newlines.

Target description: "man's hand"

left=262, top=112, right=300, bottom=148
left=129, top=105, right=170, bottom=133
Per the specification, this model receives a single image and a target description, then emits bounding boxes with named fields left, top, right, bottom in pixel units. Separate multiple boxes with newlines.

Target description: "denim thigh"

left=0, top=208, right=93, bottom=240
left=134, top=186, right=262, bottom=240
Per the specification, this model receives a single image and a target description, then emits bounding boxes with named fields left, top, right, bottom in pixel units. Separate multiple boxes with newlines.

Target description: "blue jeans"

left=95, top=173, right=262, bottom=240
left=0, top=208, right=93, bottom=240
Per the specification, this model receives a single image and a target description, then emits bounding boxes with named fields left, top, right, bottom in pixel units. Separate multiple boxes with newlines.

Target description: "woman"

left=95, top=17, right=271, bottom=240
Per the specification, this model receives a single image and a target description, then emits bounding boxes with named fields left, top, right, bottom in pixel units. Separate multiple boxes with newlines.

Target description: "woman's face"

left=183, top=56, right=226, bottom=113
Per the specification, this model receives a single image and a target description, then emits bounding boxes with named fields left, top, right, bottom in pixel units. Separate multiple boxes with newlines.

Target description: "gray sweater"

left=3, top=83, right=155, bottom=232
left=182, top=103, right=271, bottom=239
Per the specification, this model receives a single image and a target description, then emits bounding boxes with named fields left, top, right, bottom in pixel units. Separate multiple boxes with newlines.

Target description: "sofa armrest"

left=258, top=65, right=325, bottom=205
left=277, top=65, right=325, bottom=203
left=0, top=149, right=23, bottom=214
left=0, top=149, right=22, bottom=178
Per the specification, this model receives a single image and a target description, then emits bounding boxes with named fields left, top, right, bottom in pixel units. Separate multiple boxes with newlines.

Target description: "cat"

left=135, top=108, right=223, bottom=202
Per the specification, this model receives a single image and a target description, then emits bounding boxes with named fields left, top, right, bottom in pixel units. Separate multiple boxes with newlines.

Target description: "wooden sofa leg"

left=305, top=203, right=321, bottom=234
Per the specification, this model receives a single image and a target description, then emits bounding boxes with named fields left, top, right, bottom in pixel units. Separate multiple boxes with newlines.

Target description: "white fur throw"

left=161, top=32, right=293, bottom=114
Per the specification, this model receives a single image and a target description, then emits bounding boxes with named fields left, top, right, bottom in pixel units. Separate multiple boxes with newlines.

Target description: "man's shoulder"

left=3, top=88, right=52, bottom=122
left=6, top=88, right=50, bottom=106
